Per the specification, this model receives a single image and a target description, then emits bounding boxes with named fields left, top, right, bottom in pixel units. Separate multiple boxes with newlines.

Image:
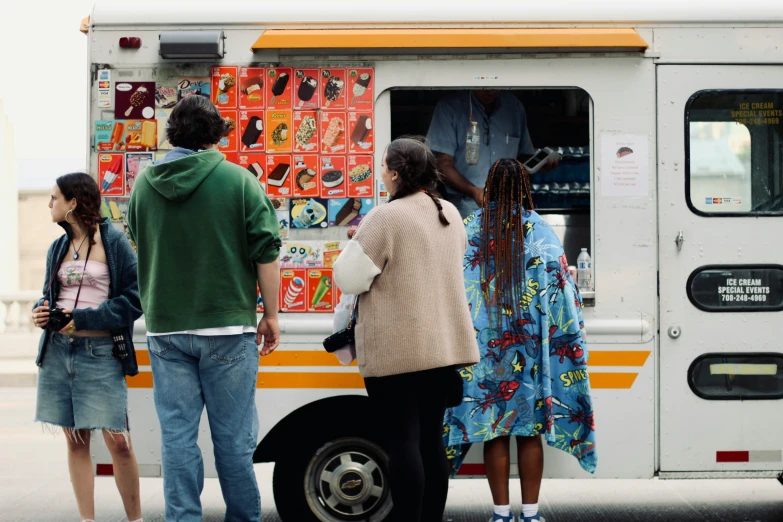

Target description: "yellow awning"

left=252, top=28, right=648, bottom=52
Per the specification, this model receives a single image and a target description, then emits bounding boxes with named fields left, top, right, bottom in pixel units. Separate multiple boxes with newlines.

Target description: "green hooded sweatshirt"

left=127, top=149, right=281, bottom=333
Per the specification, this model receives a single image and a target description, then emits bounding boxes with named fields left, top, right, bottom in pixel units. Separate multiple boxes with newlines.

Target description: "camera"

left=46, top=308, right=73, bottom=332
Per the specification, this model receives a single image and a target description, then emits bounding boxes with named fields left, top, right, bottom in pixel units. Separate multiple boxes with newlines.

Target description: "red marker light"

left=119, top=37, right=142, bottom=49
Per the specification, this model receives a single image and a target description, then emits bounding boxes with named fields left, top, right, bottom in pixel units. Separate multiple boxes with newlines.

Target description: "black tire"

left=273, top=436, right=394, bottom=522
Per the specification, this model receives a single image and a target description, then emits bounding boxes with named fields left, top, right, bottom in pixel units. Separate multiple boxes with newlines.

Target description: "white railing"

left=0, top=291, right=40, bottom=333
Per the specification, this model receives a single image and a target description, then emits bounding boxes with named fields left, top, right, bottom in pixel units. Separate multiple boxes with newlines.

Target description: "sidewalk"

left=0, top=332, right=39, bottom=387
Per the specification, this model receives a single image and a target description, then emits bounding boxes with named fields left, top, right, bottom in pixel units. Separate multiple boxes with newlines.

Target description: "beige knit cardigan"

left=333, top=192, right=480, bottom=378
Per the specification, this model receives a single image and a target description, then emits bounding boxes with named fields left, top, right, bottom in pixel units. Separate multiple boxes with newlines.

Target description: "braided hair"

left=480, top=159, right=535, bottom=334
left=385, top=136, right=450, bottom=226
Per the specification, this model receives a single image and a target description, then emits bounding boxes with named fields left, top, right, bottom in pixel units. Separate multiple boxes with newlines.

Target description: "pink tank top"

left=56, top=260, right=110, bottom=310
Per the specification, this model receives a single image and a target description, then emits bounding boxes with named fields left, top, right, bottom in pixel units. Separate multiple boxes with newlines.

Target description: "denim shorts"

left=35, top=334, right=128, bottom=432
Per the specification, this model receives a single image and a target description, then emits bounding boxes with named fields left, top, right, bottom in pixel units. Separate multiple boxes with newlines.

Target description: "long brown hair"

left=480, top=159, right=535, bottom=333
left=56, top=173, right=103, bottom=246
left=385, top=136, right=450, bottom=226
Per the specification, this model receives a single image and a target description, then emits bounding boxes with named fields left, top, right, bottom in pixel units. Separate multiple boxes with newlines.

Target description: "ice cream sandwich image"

left=616, top=147, right=633, bottom=158
left=350, top=115, right=372, bottom=146
left=268, top=163, right=291, bottom=187
left=242, top=116, right=264, bottom=149
left=335, top=198, right=362, bottom=226
left=247, top=162, right=264, bottom=180
left=322, top=169, right=344, bottom=189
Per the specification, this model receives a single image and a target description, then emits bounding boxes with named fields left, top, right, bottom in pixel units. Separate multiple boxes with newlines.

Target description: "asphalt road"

left=1, top=388, right=782, bottom=522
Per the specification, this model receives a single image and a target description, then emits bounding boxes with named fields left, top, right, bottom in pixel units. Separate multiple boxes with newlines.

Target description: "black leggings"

left=364, top=366, right=454, bottom=522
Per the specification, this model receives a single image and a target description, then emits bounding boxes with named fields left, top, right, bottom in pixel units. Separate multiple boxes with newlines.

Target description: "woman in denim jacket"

left=31, top=173, right=144, bottom=522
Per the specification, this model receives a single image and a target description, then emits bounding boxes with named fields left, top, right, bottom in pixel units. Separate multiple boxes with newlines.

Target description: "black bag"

left=445, top=367, right=465, bottom=408
left=323, top=297, right=359, bottom=354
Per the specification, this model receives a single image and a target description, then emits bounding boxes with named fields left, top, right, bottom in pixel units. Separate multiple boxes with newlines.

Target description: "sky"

left=0, top=0, right=96, bottom=190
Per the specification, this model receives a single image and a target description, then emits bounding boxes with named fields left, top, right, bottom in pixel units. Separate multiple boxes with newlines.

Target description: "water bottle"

left=576, top=248, right=593, bottom=292
left=465, top=121, right=480, bottom=165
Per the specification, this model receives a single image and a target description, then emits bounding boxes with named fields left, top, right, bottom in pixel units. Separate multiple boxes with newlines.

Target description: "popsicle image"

left=110, top=122, right=125, bottom=150
left=297, top=76, right=317, bottom=107
left=241, top=116, right=264, bottom=148
left=311, top=276, right=332, bottom=307
left=140, top=121, right=156, bottom=149
left=109, top=200, right=122, bottom=221
left=284, top=277, right=305, bottom=307
left=101, top=156, right=123, bottom=192
left=322, top=117, right=345, bottom=152
left=323, top=76, right=344, bottom=107
left=269, top=73, right=290, bottom=105
left=351, top=73, right=372, bottom=104
left=124, top=86, right=148, bottom=117
left=350, top=116, right=372, bottom=146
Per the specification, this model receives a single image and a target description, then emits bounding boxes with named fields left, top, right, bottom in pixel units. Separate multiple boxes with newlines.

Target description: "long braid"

left=480, top=159, right=533, bottom=335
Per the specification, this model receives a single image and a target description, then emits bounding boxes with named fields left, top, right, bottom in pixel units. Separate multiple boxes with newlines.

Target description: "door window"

left=686, top=91, right=783, bottom=215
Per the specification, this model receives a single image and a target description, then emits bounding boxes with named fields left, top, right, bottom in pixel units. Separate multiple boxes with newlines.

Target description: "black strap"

left=347, top=295, right=359, bottom=330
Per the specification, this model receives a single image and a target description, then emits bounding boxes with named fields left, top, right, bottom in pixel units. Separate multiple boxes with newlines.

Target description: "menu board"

left=95, top=65, right=375, bottom=313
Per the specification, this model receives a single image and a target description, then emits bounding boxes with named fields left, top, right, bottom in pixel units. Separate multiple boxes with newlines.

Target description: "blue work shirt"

left=426, top=91, right=535, bottom=217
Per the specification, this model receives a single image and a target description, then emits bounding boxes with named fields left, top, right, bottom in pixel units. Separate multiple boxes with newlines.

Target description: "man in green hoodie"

left=127, top=95, right=281, bottom=522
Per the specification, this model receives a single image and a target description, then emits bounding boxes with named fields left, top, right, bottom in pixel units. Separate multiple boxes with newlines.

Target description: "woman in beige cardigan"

left=334, top=136, right=479, bottom=521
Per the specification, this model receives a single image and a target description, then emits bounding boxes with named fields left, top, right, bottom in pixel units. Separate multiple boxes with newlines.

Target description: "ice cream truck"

left=83, top=1, right=783, bottom=520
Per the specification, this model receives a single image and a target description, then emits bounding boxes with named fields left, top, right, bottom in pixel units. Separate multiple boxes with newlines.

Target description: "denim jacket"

left=34, top=219, right=142, bottom=376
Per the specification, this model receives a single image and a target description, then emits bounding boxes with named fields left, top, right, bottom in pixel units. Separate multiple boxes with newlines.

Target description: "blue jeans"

left=148, top=333, right=260, bottom=522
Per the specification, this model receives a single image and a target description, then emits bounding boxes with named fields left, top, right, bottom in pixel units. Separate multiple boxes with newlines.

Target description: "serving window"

left=686, top=90, right=783, bottom=216
left=390, top=88, right=593, bottom=284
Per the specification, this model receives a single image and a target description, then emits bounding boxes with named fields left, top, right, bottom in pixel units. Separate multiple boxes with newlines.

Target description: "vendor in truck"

left=426, top=89, right=557, bottom=218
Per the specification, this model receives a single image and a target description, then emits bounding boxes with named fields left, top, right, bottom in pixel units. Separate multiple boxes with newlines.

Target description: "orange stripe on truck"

left=589, top=350, right=651, bottom=367
left=128, top=371, right=638, bottom=389
left=134, top=350, right=648, bottom=368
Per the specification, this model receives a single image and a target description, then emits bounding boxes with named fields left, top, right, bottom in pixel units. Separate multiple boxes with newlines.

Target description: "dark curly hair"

left=56, top=173, right=103, bottom=246
left=166, top=95, right=230, bottom=150
left=385, top=136, right=450, bottom=226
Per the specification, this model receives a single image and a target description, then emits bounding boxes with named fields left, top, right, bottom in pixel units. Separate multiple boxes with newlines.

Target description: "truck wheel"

left=273, top=436, right=393, bottom=522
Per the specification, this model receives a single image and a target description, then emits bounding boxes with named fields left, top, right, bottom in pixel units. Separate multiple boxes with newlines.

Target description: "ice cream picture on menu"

left=348, top=111, right=374, bottom=154
left=98, top=154, right=125, bottom=196
left=115, top=81, right=155, bottom=120
left=266, top=111, right=293, bottom=153
left=294, top=69, right=320, bottom=109
left=348, top=68, right=374, bottom=110
left=239, top=153, right=266, bottom=186
left=212, top=66, right=238, bottom=108
left=320, top=156, right=347, bottom=199
left=321, top=68, right=346, bottom=109
left=293, top=111, right=318, bottom=153
left=266, top=154, right=293, bottom=197
left=218, top=110, right=238, bottom=151
left=307, top=269, right=334, bottom=312
left=280, top=269, right=307, bottom=312
left=239, top=67, right=265, bottom=109
left=267, top=68, right=293, bottom=109
left=240, top=110, right=265, bottom=152
left=321, top=111, right=346, bottom=153
left=292, top=155, right=320, bottom=198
